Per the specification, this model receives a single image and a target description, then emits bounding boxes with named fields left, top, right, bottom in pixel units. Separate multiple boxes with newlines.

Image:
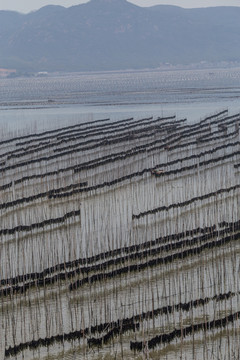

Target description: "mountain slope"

left=0, top=0, right=240, bottom=71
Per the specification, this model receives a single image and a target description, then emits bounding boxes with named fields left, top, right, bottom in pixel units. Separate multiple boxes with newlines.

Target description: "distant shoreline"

left=2, top=62, right=240, bottom=79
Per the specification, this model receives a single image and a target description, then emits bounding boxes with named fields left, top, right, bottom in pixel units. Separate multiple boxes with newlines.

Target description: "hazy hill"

left=0, top=0, right=240, bottom=72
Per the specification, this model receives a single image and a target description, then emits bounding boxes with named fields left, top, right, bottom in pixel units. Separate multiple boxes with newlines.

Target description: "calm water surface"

left=0, top=67, right=240, bottom=133
left=1, top=67, right=240, bottom=359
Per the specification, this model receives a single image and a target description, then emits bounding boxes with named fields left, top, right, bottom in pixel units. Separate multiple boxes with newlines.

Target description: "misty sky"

left=1, top=0, right=240, bottom=13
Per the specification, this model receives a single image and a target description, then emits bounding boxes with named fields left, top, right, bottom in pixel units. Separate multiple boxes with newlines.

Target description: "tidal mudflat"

left=0, top=108, right=240, bottom=359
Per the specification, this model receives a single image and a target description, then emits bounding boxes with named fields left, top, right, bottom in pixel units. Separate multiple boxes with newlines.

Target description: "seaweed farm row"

left=0, top=109, right=240, bottom=359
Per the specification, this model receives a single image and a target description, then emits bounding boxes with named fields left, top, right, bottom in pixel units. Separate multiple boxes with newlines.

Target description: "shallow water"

left=0, top=68, right=240, bottom=359
left=0, top=67, right=240, bottom=133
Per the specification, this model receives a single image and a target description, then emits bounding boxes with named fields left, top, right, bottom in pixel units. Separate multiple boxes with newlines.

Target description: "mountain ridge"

left=0, top=0, right=240, bottom=72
